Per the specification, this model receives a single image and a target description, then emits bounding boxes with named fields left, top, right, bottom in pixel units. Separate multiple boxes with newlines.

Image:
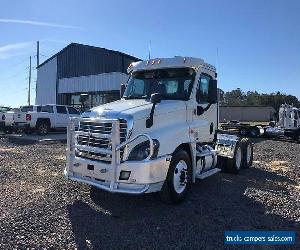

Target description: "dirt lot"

left=0, top=137, right=299, bottom=249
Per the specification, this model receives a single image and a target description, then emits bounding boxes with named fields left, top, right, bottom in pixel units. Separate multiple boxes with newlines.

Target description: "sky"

left=0, top=0, right=300, bottom=107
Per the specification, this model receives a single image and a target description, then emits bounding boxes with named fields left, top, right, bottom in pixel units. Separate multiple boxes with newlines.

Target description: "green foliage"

left=221, top=89, right=300, bottom=111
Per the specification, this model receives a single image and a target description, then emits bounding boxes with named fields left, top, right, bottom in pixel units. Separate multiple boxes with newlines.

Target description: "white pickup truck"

left=16, top=104, right=81, bottom=135
left=0, top=106, right=12, bottom=131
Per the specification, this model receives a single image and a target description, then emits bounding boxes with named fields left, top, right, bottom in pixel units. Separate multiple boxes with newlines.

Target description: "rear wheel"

left=240, top=138, right=253, bottom=168
left=226, top=142, right=242, bottom=174
left=160, top=149, right=192, bottom=204
left=36, top=121, right=49, bottom=135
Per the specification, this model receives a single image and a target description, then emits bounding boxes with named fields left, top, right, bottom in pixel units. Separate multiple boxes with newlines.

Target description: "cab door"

left=190, top=74, right=218, bottom=143
left=55, top=105, right=69, bottom=127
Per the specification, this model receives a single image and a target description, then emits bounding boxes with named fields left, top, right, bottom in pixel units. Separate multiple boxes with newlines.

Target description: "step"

left=196, top=168, right=221, bottom=179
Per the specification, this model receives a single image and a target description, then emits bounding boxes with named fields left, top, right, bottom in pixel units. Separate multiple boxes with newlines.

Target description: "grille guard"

left=66, top=117, right=155, bottom=191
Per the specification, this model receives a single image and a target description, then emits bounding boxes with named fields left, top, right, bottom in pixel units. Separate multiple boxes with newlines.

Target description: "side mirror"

left=150, top=93, right=162, bottom=104
left=146, top=93, right=162, bottom=128
left=120, top=84, right=126, bottom=98
left=208, top=79, right=218, bottom=104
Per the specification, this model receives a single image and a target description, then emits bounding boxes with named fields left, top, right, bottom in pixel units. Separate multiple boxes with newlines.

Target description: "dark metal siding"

left=57, top=44, right=139, bottom=79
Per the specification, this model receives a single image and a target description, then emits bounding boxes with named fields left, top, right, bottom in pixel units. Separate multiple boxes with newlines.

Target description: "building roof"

left=37, top=43, right=140, bottom=69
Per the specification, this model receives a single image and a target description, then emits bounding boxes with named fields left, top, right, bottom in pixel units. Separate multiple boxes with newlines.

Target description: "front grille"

left=76, top=119, right=127, bottom=163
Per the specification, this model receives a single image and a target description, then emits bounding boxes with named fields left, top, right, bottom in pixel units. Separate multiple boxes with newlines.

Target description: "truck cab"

left=278, top=104, right=300, bottom=140
left=65, top=57, right=253, bottom=203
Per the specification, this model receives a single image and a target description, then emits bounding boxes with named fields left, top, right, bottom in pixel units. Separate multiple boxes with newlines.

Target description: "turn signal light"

left=119, top=170, right=131, bottom=180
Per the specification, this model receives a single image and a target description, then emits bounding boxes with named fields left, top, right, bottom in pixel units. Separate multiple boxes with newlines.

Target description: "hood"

left=82, top=99, right=186, bottom=121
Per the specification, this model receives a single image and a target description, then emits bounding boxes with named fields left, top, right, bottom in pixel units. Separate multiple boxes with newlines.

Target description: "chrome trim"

left=66, top=118, right=157, bottom=193
left=64, top=169, right=149, bottom=194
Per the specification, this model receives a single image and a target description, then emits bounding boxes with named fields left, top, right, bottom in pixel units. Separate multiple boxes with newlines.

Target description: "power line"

left=1, top=69, right=27, bottom=81
left=0, top=56, right=28, bottom=69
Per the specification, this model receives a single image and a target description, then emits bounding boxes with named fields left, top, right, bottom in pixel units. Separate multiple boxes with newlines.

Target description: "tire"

left=239, top=127, right=248, bottom=136
left=240, top=138, right=253, bottom=168
left=160, top=149, right=192, bottom=204
left=249, top=127, right=259, bottom=138
left=226, top=141, right=243, bottom=174
left=36, top=121, right=49, bottom=136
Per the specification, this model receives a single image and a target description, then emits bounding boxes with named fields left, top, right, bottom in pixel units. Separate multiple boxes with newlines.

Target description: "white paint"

left=36, top=57, right=57, bottom=105
left=58, top=72, right=129, bottom=94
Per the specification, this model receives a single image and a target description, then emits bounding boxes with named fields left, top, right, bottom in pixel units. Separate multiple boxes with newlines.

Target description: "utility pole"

left=148, top=40, right=151, bottom=60
left=36, top=41, right=40, bottom=100
left=36, top=41, right=40, bottom=67
left=28, top=56, right=31, bottom=105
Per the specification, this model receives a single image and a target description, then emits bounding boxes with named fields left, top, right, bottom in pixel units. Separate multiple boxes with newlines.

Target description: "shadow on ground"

left=67, top=166, right=299, bottom=249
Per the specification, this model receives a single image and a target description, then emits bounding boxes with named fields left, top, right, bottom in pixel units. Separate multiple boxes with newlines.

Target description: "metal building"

left=36, top=43, right=140, bottom=110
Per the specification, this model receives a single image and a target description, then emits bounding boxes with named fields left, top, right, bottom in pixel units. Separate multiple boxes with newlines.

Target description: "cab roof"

left=128, top=56, right=216, bottom=73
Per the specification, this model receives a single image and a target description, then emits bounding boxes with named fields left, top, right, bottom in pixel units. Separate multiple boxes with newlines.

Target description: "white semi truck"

left=265, top=104, right=300, bottom=140
left=221, top=104, right=300, bottom=140
left=64, top=57, right=253, bottom=203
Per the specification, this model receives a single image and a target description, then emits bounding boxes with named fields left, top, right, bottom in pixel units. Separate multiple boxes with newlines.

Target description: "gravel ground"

left=0, top=136, right=299, bottom=249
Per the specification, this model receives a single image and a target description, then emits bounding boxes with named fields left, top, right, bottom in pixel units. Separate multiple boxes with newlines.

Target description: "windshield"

left=124, top=68, right=195, bottom=101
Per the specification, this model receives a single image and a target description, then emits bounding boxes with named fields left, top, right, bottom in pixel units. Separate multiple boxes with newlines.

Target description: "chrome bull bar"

left=65, top=117, right=154, bottom=192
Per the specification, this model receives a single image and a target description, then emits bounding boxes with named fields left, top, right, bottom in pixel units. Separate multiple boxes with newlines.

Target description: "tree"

left=222, top=88, right=300, bottom=110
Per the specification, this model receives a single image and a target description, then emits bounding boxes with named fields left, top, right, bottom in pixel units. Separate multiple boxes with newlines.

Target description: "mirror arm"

left=146, top=103, right=156, bottom=128
left=203, top=103, right=212, bottom=112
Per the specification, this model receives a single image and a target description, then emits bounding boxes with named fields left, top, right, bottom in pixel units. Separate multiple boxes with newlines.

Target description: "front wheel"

left=160, top=149, right=192, bottom=204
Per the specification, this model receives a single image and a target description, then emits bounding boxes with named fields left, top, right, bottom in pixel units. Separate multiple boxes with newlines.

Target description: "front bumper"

left=64, top=155, right=170, bottom=194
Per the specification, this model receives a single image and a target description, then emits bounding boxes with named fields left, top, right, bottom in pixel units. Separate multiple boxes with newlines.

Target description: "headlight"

left=127, top=139, right=160, bottom=161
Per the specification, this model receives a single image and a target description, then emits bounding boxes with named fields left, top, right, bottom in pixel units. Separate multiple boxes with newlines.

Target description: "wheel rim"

left=173, top=160, right=188, bottom=194
left=235, top=147, right=242, bottom=169
left=40, top=124, right=47, bottom=134
left=246, top=144, right=252, bottom=164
